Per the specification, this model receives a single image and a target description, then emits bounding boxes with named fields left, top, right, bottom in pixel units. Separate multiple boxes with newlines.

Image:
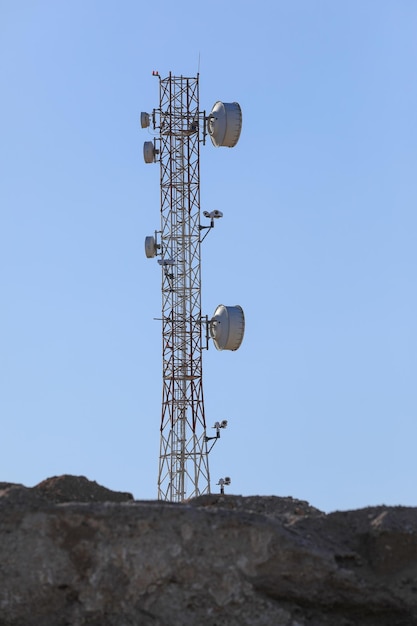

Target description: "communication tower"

left=141, top=72, right=244, bottom=502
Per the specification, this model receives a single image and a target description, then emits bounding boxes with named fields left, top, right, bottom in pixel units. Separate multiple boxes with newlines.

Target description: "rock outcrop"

left=1, top=476, right=417, bottom=625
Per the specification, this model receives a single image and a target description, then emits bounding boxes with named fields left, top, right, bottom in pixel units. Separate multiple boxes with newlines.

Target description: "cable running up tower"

left=141, top=71, right=244, bottom=502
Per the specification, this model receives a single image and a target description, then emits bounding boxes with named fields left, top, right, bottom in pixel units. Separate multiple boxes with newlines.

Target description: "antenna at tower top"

left=207, top=101, right=242, bottom=147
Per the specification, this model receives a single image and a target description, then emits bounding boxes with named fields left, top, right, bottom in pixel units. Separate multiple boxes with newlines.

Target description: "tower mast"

left=142, top=72, right=244, bottom=502
left=157, top=73, right=207, bottom=501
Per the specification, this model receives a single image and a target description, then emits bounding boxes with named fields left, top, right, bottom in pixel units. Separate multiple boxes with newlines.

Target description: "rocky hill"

left=1, top=475, right=417, bottom=625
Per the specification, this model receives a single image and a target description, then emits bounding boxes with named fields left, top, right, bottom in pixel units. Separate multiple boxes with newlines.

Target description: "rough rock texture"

left=1, top=476, right=417, bottom=625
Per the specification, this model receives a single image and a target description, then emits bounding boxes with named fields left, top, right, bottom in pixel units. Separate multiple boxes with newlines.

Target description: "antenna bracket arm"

left=202, top=315, right=210, bottom=350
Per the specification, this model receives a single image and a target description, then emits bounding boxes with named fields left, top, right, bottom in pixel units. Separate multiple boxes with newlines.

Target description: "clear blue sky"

left=1, top=1, right=416, bottom=512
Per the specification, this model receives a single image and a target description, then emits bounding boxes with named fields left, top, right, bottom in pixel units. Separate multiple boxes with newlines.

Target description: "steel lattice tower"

left=157, top=73, right=207, bottom=501
left=142, top=72, right=244, bottom=502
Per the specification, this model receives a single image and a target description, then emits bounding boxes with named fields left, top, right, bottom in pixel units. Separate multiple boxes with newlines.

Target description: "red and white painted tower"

left=141, top=72, right=244, bottom=502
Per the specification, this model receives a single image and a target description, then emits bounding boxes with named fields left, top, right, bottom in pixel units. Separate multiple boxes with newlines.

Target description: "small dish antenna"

left=203, top=210, right=223, bottom=219
left=207, top=101, right=242, bottom=148
left=140, top=112, right=150, bottom=128
left=210, top=304, right=245, bottom=351
left=143, top=141, right=156, bottom=163
left=144, top=235, right=157, bottom=258
left=217, top=477, right=231, bottom=494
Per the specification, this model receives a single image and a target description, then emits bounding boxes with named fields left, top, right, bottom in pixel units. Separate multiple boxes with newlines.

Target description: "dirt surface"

left=0, top=474, right=133, bottom=504
left=1, top=476, right=417, bottom=626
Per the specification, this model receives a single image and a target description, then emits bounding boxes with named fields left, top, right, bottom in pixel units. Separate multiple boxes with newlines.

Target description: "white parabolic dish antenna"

left=140, top=112, right=150, bottom=128
left=210, top=304, right=245, bottom=351
left=207, top=101, right=242, bottom=148
left=144, top=235, right=157, bottom=258
left=143, top=141, right=155, bottom=163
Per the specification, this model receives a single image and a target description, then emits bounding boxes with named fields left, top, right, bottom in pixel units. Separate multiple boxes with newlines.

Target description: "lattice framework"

left=156, top=74, right=210, bottom=501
